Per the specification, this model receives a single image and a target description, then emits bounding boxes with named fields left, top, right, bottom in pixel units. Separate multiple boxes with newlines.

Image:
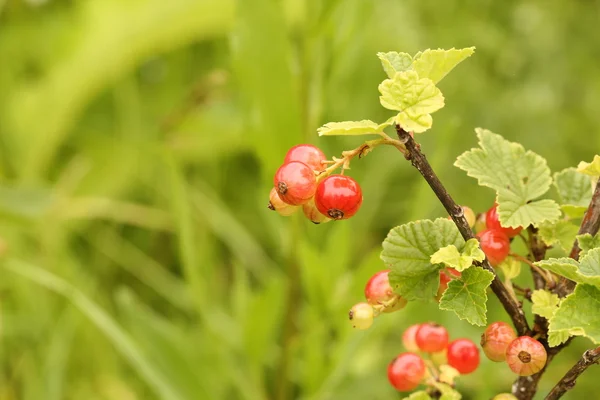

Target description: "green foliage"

left=577, top=155, right=600, bottom=177
left=549, top=284, right=600, bottom=345
left=536, top=248, right=600, bottom=287
left=411, top=47, right=475, bottom=84
left=403, top=391, right=432, bottom=400
left=577, top=233, right=600, bottom=257
left=538, top=219, right=579, bottom=253
left=531, top=290, right=560, bottom=320
left=430, top=239, right=485, bottom=272
left=317, top=118, right=394, bottom=136
left=439, top=267, right=494, bottom=326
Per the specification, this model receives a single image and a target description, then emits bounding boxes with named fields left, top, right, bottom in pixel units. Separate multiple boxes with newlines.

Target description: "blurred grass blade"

left=3, top=259, right=182, bottom=400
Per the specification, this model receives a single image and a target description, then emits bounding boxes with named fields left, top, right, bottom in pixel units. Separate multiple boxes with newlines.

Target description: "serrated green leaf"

left=382, top=218, right=464, bottom=301
left=536, top=248, right=600, bottom=287
left=454, top=128, right=560, bottom=227
left=498, top=257, right=522, bottom=280
left=431, top=382, right=462, bottom=400
left=378, top=70, right=444, bottom=133
left=531, top=290, right=560, bottom=320
left=439, top=267, right=494, bottom=326
left=554, top=168, right=592, bottom=206
left=549, top=284, right=600, bottom=345
left=430, top=239, right=485, bottom=272
left=402, top=391, right=432, bottom=400
left=578, top=234, right=600, bottom=258
left=412, top=47, right=475, bottom=84
left=577, top=155, right=600, bottom=177
left=538, top=219, right=579, bottom=252
left=548, top=331, right=570, bottom=347
left=317, top=118, right=394, bottom=136
left=377, top=51, right=413, bottom=78
left=561, top=204, right=587, bottom=219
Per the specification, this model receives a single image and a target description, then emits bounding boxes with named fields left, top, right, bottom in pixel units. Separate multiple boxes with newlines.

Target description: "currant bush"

left=283, top=144, right=327, bottom=172
left=476, top=228, right=511, bottom=266
left=315, top=174, right=363, bottom=220
left=415, top=323, right=449, bottom=353
left=505, top=336, right=547, bottom=376
left=447, top=338, right=480, bottom=374
left=387, top=352, right=426, bottom=392
left=364, top=270, right=407, bottom=313
left=402, top=324, right=422, bottom=353
left=481, top=321, right=517, bottom=362
left=348, top=302, right=374, bottom=330
left=485, top=203, right=523, bottom=238
left=273, top=161, right=317, bottom=205
left=268, top=187, right=299, bottom=216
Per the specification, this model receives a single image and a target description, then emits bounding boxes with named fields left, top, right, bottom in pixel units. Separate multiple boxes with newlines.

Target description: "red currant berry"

left=486, top=203, right=523, bottom=238
left=364, top=270, right=406, bottom=313
left=268, top=188, right=300, bottom=216
left=436, top=268, right=461, bottom=301
left=415, top=323, right=449, bottom=353
left=506, top=336, right=547, bottom=376
left=402, top=324, right=422, bottom=352
left=274, top=161, right=317, bottom=205
left=314, top=175, right=363, bottom=220
left=474, top=212, right=487, bottom=234
left=284, top=144, right=327, bottom=172
left=348, top=302, right=374, bottom=330
left=480, top=321, right=517, bottom=362
left=302, top=197, right=330, bottom=224
left=476, top=229, right=510, bottom=266
left=387, top=352, right=426, bottom=391
left=447, top=338, right=480, bottom=374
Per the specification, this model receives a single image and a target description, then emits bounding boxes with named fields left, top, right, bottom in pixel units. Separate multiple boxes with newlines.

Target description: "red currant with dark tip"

left=284, top=144, right=327, bottom=172
left=268, top=188, right=300, bottom=216
left=348, top=302, right=374, bottom=330
left=302, top=197, right=330, bottom=224
left=486, top=203, right=523, bottom=238
left=476, top=229, right=510, bottom=266
left=506, top=336, right=547, bottom=376
left=481, top=321, right=517, bottom=362
left=415, top=323, right=449, bottom=353
left=447, top=338, right=480, bottom=374
left=402, top=324, right=421, bottom=352
left=274, top=161, right=317, bottom=205
left=364, top=270, right=406, bottom=313
left=314, top=175, right=363, bottom=220
left=387, top=352, right=426, bottom=391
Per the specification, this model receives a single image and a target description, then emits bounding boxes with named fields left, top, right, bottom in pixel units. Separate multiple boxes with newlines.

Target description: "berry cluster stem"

left=394, top=125, right=531, bottom=337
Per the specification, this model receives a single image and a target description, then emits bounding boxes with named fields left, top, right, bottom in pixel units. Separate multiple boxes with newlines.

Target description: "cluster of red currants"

left=481, top=322, right=547, bottom=376
left=268, top=144, right=363, bottom=223
left=388, top=323, right=480, bottom=392
left=474, top=203, right=523, bottom=266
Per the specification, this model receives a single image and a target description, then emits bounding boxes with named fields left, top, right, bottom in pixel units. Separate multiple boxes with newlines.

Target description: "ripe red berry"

left=302, top=197, right=330, bottom=224
left=387, top=352, right=426, bottom=391
left=274, top=161, right=317, bottom=205
left=268, top=188, right=300, bottom=216
left=348, top=302, right=374, bottom=330
left=476, top=229, right=510, bottom=266
left=402, top=324, right=421, bottom=352
left=506, top=336, right=547, bottom=376
left=364, top=270, right=407, bottom=313
left=284, top=144, right=327, bottom=172
left=314, top=175, right=363, bottom=220
left=485, top=203, right=523, bottom=238
left=447, top=338, right=480, bottom=374
left=481, top=321, right=517, bottom=362
left=415, top=323, right=449, bottom=353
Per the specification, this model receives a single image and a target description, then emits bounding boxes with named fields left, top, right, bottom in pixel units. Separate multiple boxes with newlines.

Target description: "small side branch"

left=545, top=346, right=600, bottom=400
left=395, top=126, right=530, bottom=336
left=569, top=177, right=600, bottom=261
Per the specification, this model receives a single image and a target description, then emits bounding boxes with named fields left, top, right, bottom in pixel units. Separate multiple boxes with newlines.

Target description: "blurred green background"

left=0, top=0, right=599, bottom=399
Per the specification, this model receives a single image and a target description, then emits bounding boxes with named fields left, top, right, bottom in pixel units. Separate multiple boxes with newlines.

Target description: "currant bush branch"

left=568, top=177, right=600, bottom=261
left=545, top=346, right=600, bottom=400
left=394, top=125, right=531, bottom=336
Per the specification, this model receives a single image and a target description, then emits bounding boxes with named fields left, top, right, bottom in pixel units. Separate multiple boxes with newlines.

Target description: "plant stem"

left=545, top=346, right=600, bottom=400
left=395, top=125, right=530, bottom=336
left=568, top=177, right=600, bottom=261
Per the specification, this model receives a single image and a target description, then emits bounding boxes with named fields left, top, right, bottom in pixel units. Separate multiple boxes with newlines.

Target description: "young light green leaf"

left=536, top=248, right=600, bottom=287
left=578, top=234, right=600, bottom=258
left=412, top=47, right=475, bottom=84
left=378, top=70, right=445, bottom=133
left=554, top=168, right=592, bottom=206
left=377, top=51, right=413, bottom=78
left=548, top=331, right=571, bottom=347
left=577, top=155, right=600, bottom=177
left=538, top=219, right=580, bottom=253
left=439, top=267, right=494, bottom=326
left=430, top=239, right=485, bottom=272
left=498, top=257, right=522, bottom=280
left=317, top=118, right=394, bottom=136
left=402, top=391, right=432, bottom=400
left=549, top=284, right=600, bottom=345
left=531, top=290, right=560, bottom=320
left=454, top=128, right=561, bottom=227
left=431, top=381, right=462, bottom=400
left=382, top=218, right=464, bottom=301
left=561, top=204, right=587, bottom=219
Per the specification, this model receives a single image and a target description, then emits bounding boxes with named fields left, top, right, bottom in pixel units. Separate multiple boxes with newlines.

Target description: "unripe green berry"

left=348, top=302, right=374, bottom=330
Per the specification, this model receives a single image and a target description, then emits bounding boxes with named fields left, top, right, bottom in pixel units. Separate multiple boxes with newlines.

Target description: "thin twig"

left=395, top=125, right=530, bottom=336
left=568, top=177, right=600, bottom=261
left=509, top=253, right=553, bottom=286
left=545, top=346, right=600, bottom=400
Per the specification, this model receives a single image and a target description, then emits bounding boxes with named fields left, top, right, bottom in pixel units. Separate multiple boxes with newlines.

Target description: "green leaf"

left=378, top=70, right=445, bottom=133
left=578, top=234, right=600, bottom=258
left=317, top=118, right=394, bottom=136
left=431, top=382, right=462, bottom=400
left=531, top=290, right=560, bottom=320
left=402, top=391, right=432, bottom=400
left=429, top=239, right=485, bottom=272
left=577, top=155, right=600, bottom=177
left=377, top=51, right=413, bottom=78
left=382, top=218, right=464, bottom=301
left=554, top=168, right=592, bottom=206
left=439, top=267, right=494, bottom=326
left=412, top=47, right=475, bottom=84
left=549, top=284, right=600, bottom=345
left=498, top=257, right=522, bottom=280
left=538, top=219, right=579, bottom=252
left=548, top=331, right=570, bottom=347
left=536, top=248, right=600, bottom=287
left=454, top=128, right=561, bottom=227
left=561, top=204, right=587, bottom=219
